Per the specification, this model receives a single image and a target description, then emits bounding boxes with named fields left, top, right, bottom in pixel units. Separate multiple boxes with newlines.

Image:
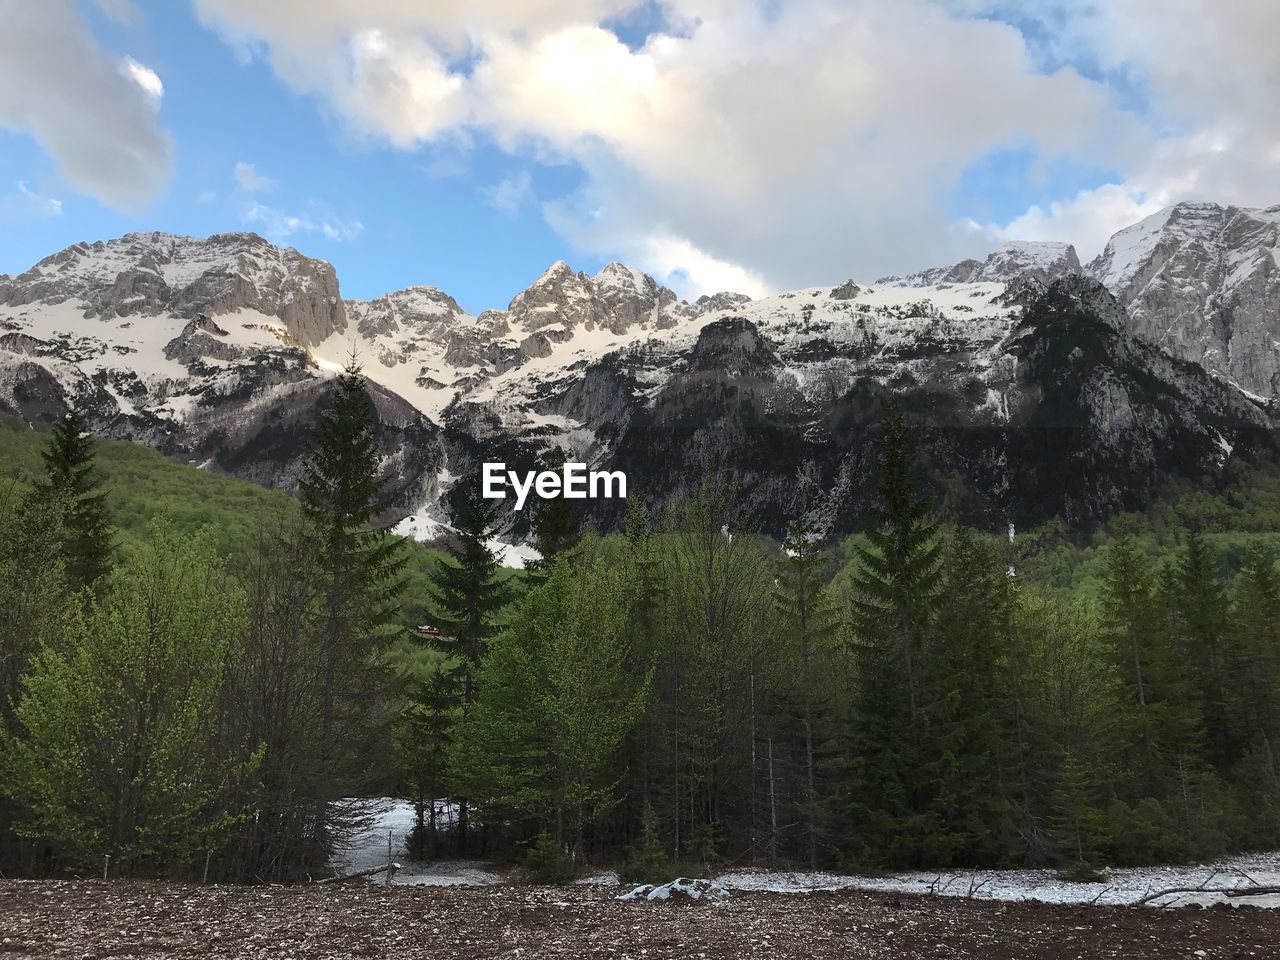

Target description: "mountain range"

left=2, top=201, right=1278, bottom=553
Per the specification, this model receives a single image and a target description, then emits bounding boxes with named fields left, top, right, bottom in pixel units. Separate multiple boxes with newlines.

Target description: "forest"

left=2, top=362, right=1280, bottom=886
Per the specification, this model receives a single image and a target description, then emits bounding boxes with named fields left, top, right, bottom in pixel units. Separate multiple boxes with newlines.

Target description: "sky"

left=1, top=0, right=1278, bottom=313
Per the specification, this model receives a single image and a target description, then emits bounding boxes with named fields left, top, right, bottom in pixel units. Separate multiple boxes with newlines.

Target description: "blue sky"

left=0, top=3, right=600, bottom=310
left=1, top=1, right=1277, bottom=310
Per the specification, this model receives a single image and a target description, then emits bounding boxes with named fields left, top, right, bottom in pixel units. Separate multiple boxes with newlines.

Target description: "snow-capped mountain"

left=878, top=241, right=1082, bottom=288
left=1084, top=202, right=1280, bottom=399
left=1, top=220, right=1276, bottom=543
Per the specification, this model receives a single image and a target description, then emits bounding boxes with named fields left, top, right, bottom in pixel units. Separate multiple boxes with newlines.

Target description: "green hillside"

left=0, top=416, right=466, bottom=645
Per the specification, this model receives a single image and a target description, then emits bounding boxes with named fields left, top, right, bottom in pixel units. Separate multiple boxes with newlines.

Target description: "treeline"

left=413, top=402, right=1280, bottom=879
left=2, top=375, right=1279, bottom=885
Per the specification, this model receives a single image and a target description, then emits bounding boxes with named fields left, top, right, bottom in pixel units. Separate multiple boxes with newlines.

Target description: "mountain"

left=1084, top=202, right=1280, bottom=400
left=878, top=241, right=1082, bottom=287
left=1, top=223, right=1276, bottom=548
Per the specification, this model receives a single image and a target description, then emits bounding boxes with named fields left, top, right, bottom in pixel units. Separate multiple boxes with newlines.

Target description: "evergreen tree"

left=925, top=528, right=1013, bottom=866
left=1050, top=750, right=1109, bottom=875
left=1100, top=533, right=1199, bottom=797
left=526, top=448, right=581, bottom=582
left=1171, top=530, right=1229, bottom=767
left=298, top=357, right=407, bottom=846
left=772, top=516, right=840, bottom=867
left=1224, top=545, right=1280, bottom=776
left=846, top=399, right=943, bottom=865
left=427, top=478, right=513, bottom=851
left=396, top=665, right=461, bottom=859
left=39, top=406, right=114, bottom=590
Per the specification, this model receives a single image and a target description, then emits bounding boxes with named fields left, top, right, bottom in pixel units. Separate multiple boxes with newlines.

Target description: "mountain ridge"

left=2, top=204, right=1278, bottom=548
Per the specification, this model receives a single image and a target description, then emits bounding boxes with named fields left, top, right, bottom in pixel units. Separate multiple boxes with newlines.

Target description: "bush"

left=619, top=803, right=678, bottom=885
left=524, top=832, right=576, bottom=885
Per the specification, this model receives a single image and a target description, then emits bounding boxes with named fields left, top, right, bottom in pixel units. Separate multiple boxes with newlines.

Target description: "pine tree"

left=39, top=406, right=114, bottom=590
left=1050, top=750, right=1109, bottom=876
left=1100, top=533, right=1199, bottom=798
left=845, top=399, right=942, bottom=865
left=1224, top=545, right=1280, bottom=775
left=396, top=665, right=461, bottom=859
left=1172, top=530, right=1229, bottom=767
left=526, top=448, right=581, bottom=583
left=298, top=357, right=407, bottom=847
left=427, top=478, right=514, bottom=851
left=772, top=516, right=840, bottom=867
left=925, top=528, right=1013, bottom=866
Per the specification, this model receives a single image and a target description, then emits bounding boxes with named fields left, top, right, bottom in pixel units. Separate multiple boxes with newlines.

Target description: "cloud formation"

left=234, top=161, right=277, bottom=193
left=0, top=0, right=172, bottom=212
left=193, top=0, right=1279, bottom=291
left=242, top=201, right=364, bottom=244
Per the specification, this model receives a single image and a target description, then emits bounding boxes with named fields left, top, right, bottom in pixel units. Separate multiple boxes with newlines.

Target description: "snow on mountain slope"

left=1085, top=202, right=1280, bottom=398
left=879, top=241, right=1081, bottom=287
left=2, top=223, right=1276, bottom=545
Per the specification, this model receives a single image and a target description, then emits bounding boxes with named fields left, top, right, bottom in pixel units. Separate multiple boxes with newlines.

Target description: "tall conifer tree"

left=40, top=406, right=114, bottom=590
left=846, top=399, right=942, bottom=865
left=298, top=357, right=407, bottom=845
left=427, top=478, right=513, bottom=850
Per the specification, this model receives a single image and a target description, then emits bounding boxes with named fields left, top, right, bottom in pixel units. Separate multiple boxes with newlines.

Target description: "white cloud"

left=243, top=201, right=363, bottom=243
left=234, top=161, right=277, bottom=193
left=0, top=1, right=172, bottom=211
left=120, top=56, right=164, bottom=105
left=193, top=0, right=1280, bottom=285
left=0, top=181, right=64, bottom=222
left=484, top=170, right=533, bottom=217
left=980, top=0, right=1280, bottom=258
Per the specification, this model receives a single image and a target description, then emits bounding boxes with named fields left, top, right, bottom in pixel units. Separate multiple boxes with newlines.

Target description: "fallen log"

left=1137, top=884, right=1280, bottom=906
left=317, top=863, right=401, bottom=884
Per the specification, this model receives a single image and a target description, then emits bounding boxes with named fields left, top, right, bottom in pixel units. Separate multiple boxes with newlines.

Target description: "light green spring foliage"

left=1, top=521, right=256, bottom=874
left=454, top=553, right=651, bottom=850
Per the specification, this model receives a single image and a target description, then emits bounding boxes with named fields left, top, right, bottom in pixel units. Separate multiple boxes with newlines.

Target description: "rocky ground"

left=2, top=879, right=1277, bottom=959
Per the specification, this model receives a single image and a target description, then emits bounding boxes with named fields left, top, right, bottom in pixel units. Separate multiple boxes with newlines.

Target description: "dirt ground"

left=1, top=879, right=1276, bottom=959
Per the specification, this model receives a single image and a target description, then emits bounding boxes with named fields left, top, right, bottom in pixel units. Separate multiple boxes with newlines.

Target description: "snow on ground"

left=329, top=798, right=501, bottom=886
left=714, top=853, right=1280, bottom=908
left=337, top=797, right=1280, bottom=905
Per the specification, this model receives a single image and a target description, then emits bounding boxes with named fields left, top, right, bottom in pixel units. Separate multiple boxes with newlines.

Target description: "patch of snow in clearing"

left=717, top=851, right=1280, bottom=907
left=618, top=878, right=729, bottom=902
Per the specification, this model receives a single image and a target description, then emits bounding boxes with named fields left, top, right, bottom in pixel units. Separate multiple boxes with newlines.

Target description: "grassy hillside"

left=0, top=416, right=471, bottom=651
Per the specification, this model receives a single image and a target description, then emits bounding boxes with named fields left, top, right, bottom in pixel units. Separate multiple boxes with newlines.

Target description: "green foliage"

left=619, top=803, right=677, bottom=884
left=453, top=557, right=650, bottom=852
left=428, top=480, right=514, bottom=676
left=845, top=400, right=944, bottom=866
left=526, top=448, right=581, bottom=583
left=0, top=522, right=255, bottom=874
left=523, top=831, right=577, bottom=885
left=37, top=407, right=115, bottom=590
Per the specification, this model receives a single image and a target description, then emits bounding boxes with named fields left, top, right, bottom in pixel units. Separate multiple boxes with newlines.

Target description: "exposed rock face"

left=3, top=224, right=1278, bottom=549
left=0, top=231, right=347, bottom=348
left=1085, top=202, right=1280, bottom=399
left=880, top=241, right=1082, bottom=287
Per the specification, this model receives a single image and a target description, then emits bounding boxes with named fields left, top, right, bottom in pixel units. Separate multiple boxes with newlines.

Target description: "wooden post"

left=386, top=830, right=393, bottom=885
left=203, top=850, right=212, bottom=884
left=102, top=854, right=110, bottom=881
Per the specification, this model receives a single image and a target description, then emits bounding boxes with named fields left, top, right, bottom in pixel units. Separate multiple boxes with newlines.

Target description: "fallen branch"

left=1136, top=884, right=1280, bottom=906
left=317, top=863, right=401, bottom=884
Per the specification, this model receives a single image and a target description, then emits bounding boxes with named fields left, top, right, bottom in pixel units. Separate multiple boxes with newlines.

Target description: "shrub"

left=524, top=832, right=576, bottom=885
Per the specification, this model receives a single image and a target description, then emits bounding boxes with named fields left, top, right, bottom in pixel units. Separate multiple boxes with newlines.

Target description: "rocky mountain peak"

left=1086, top=201, right=1280, bottom=397
left=879, top=240, right=1081, bottom=288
